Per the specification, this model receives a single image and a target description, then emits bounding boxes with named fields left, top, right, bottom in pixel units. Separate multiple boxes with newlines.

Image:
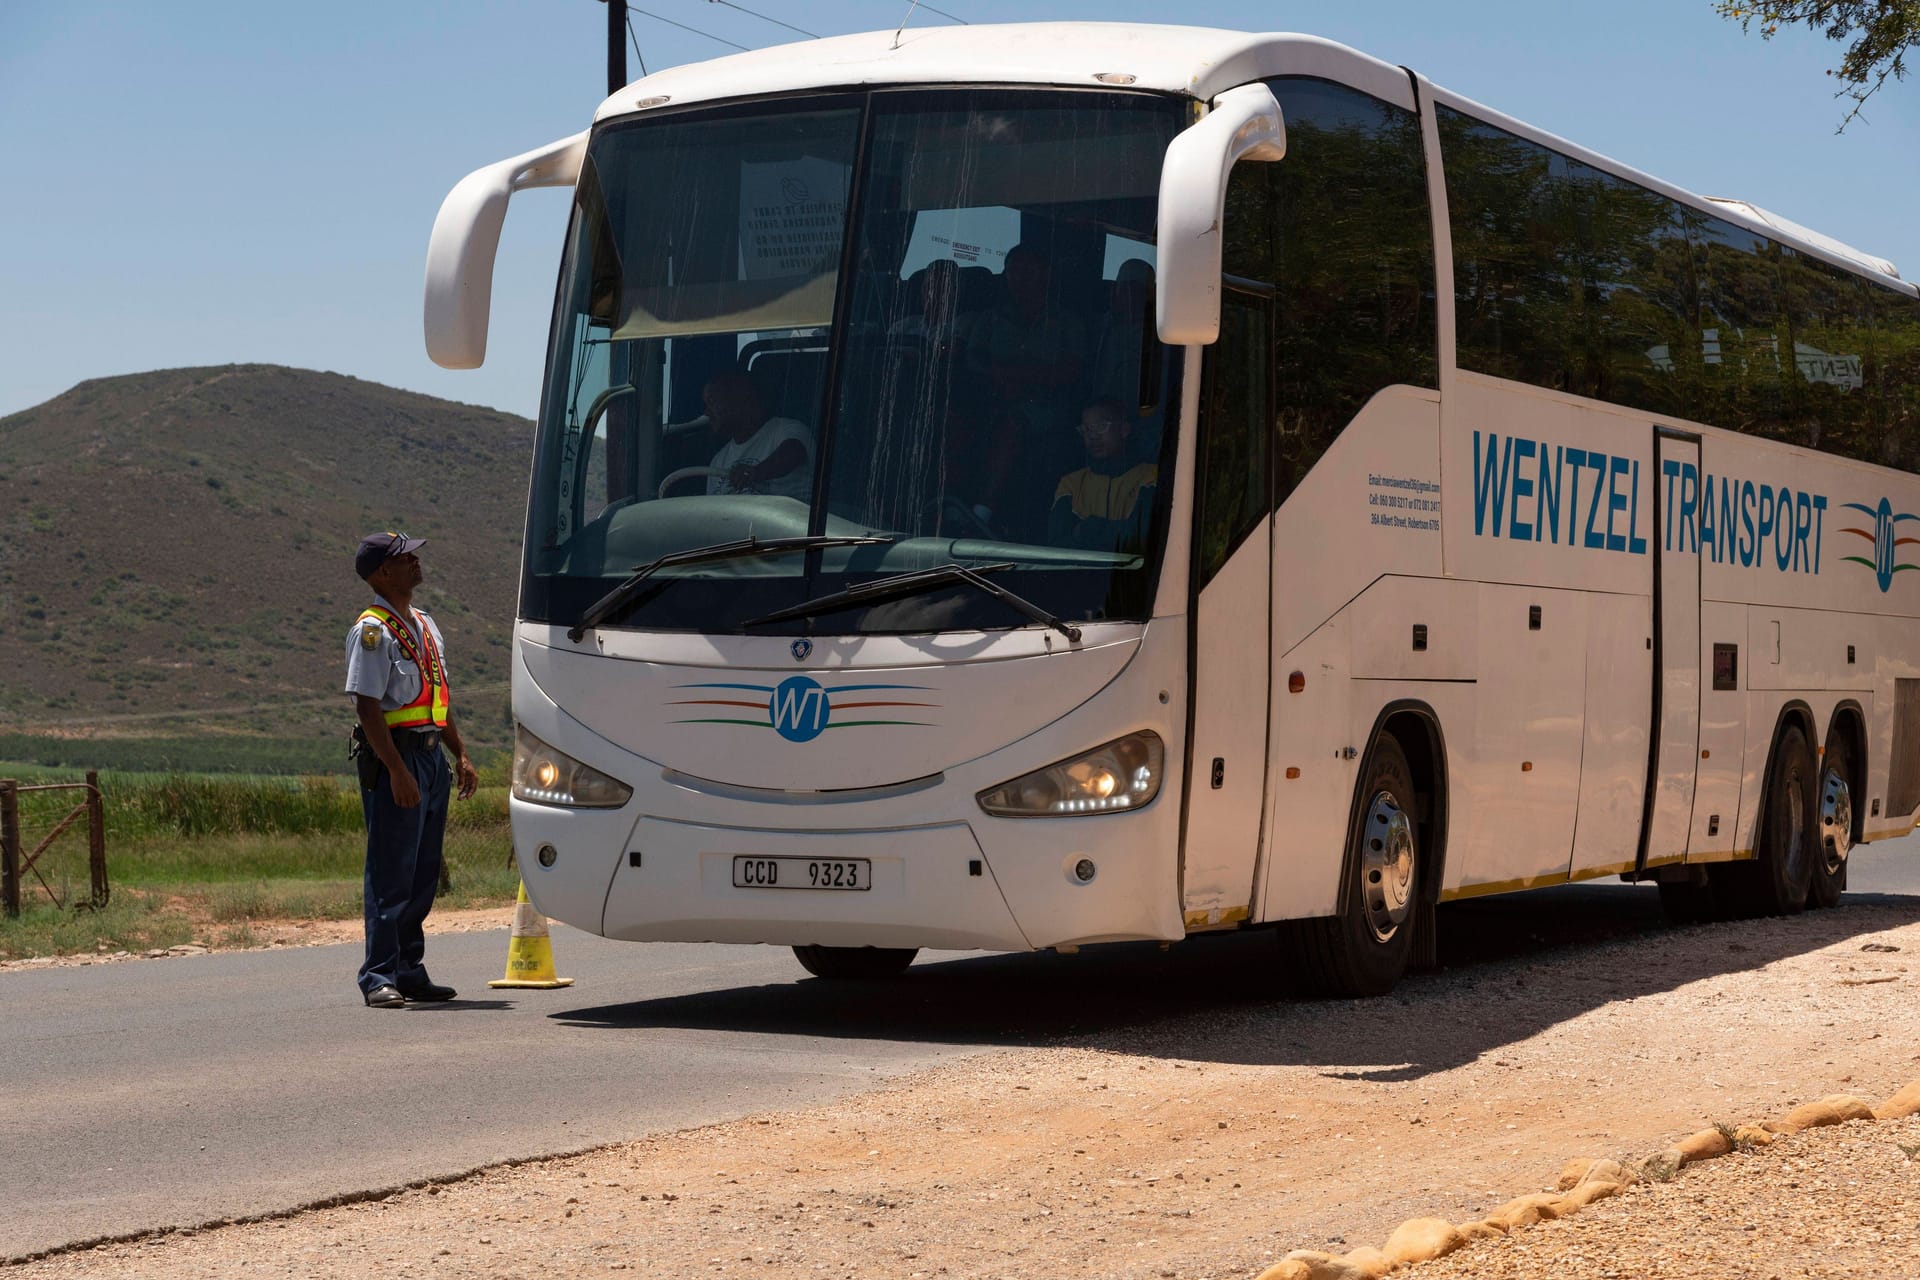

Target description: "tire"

left=1810, top=732, right=1854, bottom=910
left=791, top=944, right=918, bottom=980
left=1287, top=733, right=1420, bottom=997
left=1732, top=723, right=1818, bottom=916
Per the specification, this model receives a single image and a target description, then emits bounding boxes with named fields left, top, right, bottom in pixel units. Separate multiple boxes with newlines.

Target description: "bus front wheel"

left=792, top=945, right=918, bottom=980
left=1287, top=733, right=1420, bottom=997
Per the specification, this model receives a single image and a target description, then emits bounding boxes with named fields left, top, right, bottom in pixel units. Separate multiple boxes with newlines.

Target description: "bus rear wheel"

left=1286, top=733, right=1420, bottom=997
left=1726, top=723, right=1818, bottom=917
left=792, top=945, right=918, bottom=980
left=1810, top=734, right=1854, bottom=910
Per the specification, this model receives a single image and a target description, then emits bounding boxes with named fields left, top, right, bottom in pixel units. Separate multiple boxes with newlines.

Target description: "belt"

left=393, top=729, right=443, bottom=753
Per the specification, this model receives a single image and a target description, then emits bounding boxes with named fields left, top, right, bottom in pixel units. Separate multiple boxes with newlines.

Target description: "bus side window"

left=1226, top=78, right=1438, bottom=507
left=1195, top=287, right=1274, bottom=586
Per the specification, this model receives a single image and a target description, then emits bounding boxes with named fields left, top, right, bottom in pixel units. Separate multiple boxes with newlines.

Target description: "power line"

left=631, top=5, right=751, bottom=52
left=625, top=14, right=649, bottom=75
left=705, top=0, right=817, bottom=39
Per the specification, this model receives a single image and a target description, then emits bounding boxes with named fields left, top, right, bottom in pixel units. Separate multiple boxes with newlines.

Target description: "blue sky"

left=3, top=1, right=1915, bottom=422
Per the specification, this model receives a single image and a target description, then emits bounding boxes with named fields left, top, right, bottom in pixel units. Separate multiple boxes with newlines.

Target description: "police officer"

left=343, top=532, right=479, bottom=1008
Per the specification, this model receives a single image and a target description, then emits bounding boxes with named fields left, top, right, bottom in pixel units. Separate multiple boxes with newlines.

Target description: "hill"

left=0, top=365, right=531, bottom=757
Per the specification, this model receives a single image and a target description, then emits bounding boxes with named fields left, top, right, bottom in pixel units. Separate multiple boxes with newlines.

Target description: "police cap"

left=355, top=531, right=427, bottom=580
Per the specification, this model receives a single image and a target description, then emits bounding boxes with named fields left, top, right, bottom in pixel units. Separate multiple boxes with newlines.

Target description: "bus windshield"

left=524, top=88, right=1186, bottom=635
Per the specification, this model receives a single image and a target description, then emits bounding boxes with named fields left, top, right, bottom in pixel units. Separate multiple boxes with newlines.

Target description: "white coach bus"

left=425, top=24, right=1920, bottom=994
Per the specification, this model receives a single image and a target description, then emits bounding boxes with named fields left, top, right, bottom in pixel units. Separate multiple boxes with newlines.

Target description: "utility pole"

left=606, top=0, right=628, bottom=96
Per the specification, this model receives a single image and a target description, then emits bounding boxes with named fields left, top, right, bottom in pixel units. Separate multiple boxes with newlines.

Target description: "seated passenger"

left=1047, top=399, right=1157, bottom=551
left=1090, top=258, right=1156, bottom=405
left=702, top=371, right=813, bottom=502
left=965, top=244, right=1087, bottom=436
left=888, top=258, right=968, bottom=358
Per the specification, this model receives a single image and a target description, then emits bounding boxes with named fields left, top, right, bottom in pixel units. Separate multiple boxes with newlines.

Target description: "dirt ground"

left=11, top=897, right=1918, bottom=1279
left=0, top=905, right=515, bottom=972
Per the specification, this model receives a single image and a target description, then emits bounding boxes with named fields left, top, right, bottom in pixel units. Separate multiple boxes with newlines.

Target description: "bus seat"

left=745, top=347, right=829, bottom=426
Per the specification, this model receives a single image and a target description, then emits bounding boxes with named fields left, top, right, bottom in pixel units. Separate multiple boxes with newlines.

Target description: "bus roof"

left=593, top=23, right=1416, bottom=118
left=1705, top=197, right=1903, bottom=284
left=594, top=22, right=1912, bottom=298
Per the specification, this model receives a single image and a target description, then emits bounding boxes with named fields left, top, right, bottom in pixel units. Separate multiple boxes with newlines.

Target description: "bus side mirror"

left=1155, top=83, right=1286, bottom=347
left=424, top=131, right=590, bottom=370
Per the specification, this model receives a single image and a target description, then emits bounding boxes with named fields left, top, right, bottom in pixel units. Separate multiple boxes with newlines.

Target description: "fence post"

left=1, top=780, right=19, bottom=920
left=85, top=770, right=109, bottom=910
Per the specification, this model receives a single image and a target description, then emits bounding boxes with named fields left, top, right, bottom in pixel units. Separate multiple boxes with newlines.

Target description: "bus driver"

left=702, top=371, right=814, bottom=502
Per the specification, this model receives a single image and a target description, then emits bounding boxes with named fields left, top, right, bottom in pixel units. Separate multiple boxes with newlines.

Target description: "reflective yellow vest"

left=360, top=605, right=451, bottom=730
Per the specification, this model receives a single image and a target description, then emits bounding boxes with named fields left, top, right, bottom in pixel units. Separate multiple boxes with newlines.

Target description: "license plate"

left=731, top=856, right=871, bottom=891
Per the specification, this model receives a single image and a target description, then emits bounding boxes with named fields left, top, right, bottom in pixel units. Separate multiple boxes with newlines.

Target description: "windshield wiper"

left=568, top=535, right=893, bottom=642
left=742, top=561, right=1082, bottom=642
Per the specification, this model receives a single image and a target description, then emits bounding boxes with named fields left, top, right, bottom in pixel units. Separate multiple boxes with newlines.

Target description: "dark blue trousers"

left=357, top=744, right=449, bottom=996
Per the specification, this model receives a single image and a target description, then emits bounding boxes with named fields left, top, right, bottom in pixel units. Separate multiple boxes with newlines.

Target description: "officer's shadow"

left=404, top=999, right=516, bottom=1012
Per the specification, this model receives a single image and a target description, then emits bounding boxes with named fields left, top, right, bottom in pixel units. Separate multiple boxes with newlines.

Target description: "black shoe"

left=364, top=984, right=408, bottom=1009
left=398, top=980, right=457, bottom=1002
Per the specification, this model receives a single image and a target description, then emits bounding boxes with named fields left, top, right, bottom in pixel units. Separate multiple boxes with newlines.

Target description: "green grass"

left=0, top=765, right=520, bottom=960
left=0, top=734, right=358, bottom=775
left=6, top=768, right=512, bottom=843
left=0, top=894, right=197, bottom=960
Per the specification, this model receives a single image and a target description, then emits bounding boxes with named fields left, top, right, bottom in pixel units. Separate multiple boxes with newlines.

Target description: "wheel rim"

left=1361, top=789, right=1417, bottom=943
left=1820, top=766, right=1853, bottom=874
left=1781, top=763, right=1810, bottom=885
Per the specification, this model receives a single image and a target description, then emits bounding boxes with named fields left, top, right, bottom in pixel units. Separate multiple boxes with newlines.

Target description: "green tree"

left=1717, top=1, right=1919, bottom=128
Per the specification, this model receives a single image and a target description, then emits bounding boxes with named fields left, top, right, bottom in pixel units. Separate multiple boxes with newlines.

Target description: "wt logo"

left=669, top=679, right=938, bottom=737
left=770, top=676, right=831, bottom=742
left=1839, top=498, right=1920, bottom=594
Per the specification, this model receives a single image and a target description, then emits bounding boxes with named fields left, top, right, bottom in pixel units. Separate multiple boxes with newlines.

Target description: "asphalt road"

left=5, top=837, right=1917, bottom=1260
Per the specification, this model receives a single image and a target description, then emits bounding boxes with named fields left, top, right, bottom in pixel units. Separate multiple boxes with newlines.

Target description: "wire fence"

left=2, top=767, right=517, bottom=922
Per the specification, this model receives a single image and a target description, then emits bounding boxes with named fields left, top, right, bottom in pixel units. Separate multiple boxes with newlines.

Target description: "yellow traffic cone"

left=487, top=880, right=574, bottom=989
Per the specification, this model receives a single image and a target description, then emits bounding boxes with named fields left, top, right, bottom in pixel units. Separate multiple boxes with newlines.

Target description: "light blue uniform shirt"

left=343, top=595, right=447, bottom=713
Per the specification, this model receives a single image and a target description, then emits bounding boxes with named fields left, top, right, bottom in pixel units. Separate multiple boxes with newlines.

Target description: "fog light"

left=537, top=844, right=558, bottom=868
left=1074, top=858, right=1097, bottom=883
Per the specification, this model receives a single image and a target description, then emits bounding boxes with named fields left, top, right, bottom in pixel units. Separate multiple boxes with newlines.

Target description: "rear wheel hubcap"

left=1361, top=790, right=1416, bottom=944
left=1819, top=766, right=1852, bottom=875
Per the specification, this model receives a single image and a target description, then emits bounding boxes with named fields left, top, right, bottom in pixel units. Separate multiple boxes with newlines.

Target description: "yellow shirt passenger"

left=1048, top=400, right=1158, bottom=551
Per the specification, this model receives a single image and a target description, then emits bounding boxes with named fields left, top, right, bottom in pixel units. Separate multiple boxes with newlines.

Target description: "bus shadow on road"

left=551, top=883, right=1920, bottom=1079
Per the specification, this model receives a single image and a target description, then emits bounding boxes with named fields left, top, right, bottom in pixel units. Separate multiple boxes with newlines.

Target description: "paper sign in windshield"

left=739, top=158, right=850, bottom=280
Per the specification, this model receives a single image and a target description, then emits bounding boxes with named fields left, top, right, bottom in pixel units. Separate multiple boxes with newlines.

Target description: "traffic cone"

left=487, top=880, right=574, bottom=989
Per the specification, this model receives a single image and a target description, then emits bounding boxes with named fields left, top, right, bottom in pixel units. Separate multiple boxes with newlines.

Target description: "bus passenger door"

left=1181, top=283, right=1274, bottom=930
left=1642, top=430, right=1703, bottom=871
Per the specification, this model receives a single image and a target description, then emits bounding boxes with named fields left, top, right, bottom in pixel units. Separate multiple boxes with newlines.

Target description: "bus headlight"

left=511, top=725, right=633, bottom=809
left=977, top=732, right=1164, bottom=817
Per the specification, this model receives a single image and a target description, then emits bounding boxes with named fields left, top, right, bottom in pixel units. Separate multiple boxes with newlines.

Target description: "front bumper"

left=509, top=620, right=1190, bottom=952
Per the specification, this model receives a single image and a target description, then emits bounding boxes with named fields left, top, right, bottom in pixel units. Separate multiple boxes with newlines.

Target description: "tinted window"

left=828, top=90, right=1181, bottom=555
left=524, top=90, right=1189, bottom=636
left=1196, top=290, right=1273, bottom=584
left=1441, top=109, right=1694, bottom=414
left=1868, top=284, right=1920, bottom=471
left=1692, top=214, right=1786, bottom=437
left=1442, top=104, right=1920, bottom=473
left=1223, top=78, right=1438, bottom=501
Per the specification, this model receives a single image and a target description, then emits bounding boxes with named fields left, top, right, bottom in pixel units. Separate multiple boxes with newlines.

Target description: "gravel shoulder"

left=11, top=898, right=1919, bottom=1279
left=0, top=906, right=515, bottom=972
left=1404, top=1114, right=1920, bottom=1280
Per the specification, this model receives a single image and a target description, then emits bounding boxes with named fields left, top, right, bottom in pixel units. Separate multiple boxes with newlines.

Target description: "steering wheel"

left=658, top=466, right=726, bottom=499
